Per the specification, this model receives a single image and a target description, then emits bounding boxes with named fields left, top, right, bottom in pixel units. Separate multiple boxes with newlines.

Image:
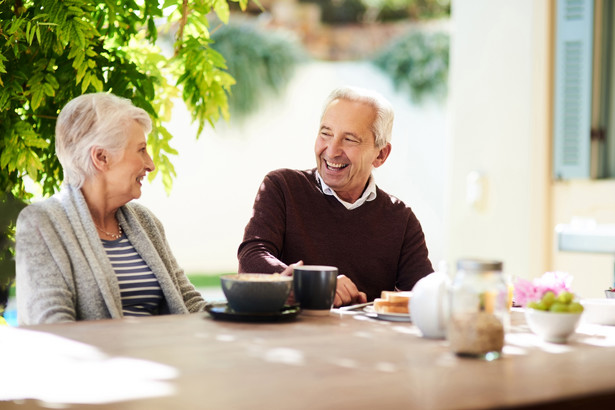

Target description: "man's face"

left=314, top=98, right=390, bottom=203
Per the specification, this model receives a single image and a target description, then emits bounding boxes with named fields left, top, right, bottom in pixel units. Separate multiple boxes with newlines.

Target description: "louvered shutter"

left=553, top=0, right=594, bottom=179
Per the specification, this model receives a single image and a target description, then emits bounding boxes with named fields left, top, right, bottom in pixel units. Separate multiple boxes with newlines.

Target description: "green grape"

left=541, top=291, right=556, bottom=309
left=549, top=302, right=569, bottom=313
left=568, top=302, right=584, bottom=313
left=556, top=291, right=573, bottom=304
left=527, top=301, right=543, bottom=310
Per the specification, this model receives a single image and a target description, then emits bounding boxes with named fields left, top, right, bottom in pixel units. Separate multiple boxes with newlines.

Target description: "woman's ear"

left=91, top=147, right=109, bottom=171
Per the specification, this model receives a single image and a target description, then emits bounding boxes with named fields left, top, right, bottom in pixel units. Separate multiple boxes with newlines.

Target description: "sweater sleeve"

left=124, top=203, right=206, bottom=313
left=395, top=210, right=434, bottom=291
left=237, top=173, right=289, bottom=273
left=15, top=206, right=77, bottom=324
left=150, top=215, right=206, bottom=313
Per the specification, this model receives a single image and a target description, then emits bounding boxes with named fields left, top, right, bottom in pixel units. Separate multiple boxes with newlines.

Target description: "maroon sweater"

left=237, top=168, right=434, bottom=301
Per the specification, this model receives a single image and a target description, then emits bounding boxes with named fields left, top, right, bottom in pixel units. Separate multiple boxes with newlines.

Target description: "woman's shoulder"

left=17, top=195, right=62, bottom=221
left=123, top=201, right=158, bottom=222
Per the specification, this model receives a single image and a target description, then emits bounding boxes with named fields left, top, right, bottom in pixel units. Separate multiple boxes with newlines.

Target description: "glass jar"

left=448, top=259, right=509, bottom=360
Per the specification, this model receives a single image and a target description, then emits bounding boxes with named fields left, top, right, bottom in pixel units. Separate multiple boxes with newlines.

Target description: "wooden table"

left=2, top=308, right=615, bottom=409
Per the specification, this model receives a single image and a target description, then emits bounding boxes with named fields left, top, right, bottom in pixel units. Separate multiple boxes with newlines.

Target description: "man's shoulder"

left=267, top=167, right=315, bottom=179
left=374, top=186, right=413, bottom=212
left=265, top=168, right=317, bottom=186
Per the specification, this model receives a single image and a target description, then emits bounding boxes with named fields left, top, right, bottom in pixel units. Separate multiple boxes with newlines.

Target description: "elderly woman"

left=15, top=93, right=206, bottom=324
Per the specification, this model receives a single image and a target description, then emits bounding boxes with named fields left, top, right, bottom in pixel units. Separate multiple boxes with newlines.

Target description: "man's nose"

left=326, top=136, right=343, bottom=156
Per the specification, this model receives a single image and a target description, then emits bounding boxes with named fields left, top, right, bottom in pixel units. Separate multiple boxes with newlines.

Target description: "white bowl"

left=524, top=308, right=582, bottom=343
left=580, top=298, right=615, bottom=325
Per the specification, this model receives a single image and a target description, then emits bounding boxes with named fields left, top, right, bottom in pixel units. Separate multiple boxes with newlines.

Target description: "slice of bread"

left=374, top=291, right=412, bottom=314
left=381, top=290, right=413, bottom=304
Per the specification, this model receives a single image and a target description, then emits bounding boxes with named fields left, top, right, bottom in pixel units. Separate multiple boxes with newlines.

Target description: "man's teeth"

left=326, top=161, right=348, bottom=170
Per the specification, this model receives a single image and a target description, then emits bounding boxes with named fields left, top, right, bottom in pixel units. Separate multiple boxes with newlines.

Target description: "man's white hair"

left=321, top=86, right=394, bottom=149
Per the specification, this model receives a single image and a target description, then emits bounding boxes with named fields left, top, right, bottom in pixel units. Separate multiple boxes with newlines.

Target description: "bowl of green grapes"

left=524, top=291, right=584, bottom=343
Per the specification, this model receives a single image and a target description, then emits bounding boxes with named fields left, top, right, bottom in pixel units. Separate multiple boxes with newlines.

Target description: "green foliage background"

left=0, top=0, right=254, bottom=300
left=211, top=24, right=306, bottom=119
left=0, top=0, right=253, bottom=200
left=373, top=31, right=449, bottom=102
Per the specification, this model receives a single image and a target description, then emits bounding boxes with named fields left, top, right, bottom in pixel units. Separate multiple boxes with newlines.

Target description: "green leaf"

left=81, top=72, right=92, bottom=93
left=31, top=87, right=45, bottom=111
left=213, top=0, right=231, bottom=24
left=44, top=73, right=59, bottom=89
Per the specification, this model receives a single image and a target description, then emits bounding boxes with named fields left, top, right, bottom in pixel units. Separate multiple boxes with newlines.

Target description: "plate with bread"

left=368, top=291, right=412, bottom=322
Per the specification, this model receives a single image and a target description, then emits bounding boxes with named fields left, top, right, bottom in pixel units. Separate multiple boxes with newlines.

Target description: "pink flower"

left=513, top=271, right=573, bottom=307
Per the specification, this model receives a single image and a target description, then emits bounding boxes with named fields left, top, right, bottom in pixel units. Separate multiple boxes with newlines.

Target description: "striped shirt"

left=102, top=235, right=164, bottom=316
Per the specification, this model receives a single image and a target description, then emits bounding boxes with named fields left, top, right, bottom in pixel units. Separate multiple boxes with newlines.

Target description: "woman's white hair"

left=320, top=86, right=394, bottom=149
left=55, top=93, right=152, bottom=188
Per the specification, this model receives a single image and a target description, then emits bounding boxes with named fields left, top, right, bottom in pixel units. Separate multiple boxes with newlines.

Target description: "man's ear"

left=91, top=147, right=109, bottom=172
left=373, top=143, right=392, bottom=168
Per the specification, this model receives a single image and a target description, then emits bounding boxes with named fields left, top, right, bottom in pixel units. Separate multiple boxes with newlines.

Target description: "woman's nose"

left=145, top=153, right=155, bottom=172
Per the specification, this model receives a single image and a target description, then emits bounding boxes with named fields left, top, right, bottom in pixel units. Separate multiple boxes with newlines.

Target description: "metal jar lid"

left=456, top=258, right=503, bottom=272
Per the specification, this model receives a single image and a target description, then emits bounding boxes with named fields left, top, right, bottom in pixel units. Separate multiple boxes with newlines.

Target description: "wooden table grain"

left=3, top=308, right=615, bottom=409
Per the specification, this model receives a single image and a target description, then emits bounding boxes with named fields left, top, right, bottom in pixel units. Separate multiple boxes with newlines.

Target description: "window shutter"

left=553, top=0, right=594, bottom=179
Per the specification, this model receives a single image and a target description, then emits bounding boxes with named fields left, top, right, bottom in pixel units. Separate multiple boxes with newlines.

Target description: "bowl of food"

left=580, top=298, right=615, bottom=325
left=525, top=308, right=582, bottom=343
left=220, top=273, right=293, bottom=313
left=522, top=289, right=584, bottom=343
left=605, top=288, right=615, bottom=299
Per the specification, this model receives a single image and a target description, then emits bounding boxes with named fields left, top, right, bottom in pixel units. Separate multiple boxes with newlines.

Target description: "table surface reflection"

left=3, top=308, right=615, bottom=409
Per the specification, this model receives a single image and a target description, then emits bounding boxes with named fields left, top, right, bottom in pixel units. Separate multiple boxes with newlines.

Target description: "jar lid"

left=456, top=258, right=503, bottom=271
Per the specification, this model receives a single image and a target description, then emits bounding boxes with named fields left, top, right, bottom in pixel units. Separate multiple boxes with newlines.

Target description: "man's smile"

left=324, top=159, right=349, bottom=170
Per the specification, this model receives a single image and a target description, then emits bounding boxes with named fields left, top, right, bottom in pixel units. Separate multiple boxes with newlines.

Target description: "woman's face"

left=105, top=120, right=155, bottom=204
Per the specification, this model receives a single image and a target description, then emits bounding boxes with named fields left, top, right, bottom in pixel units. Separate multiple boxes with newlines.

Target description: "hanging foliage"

left=211, top=23, right=306, bottom=119
left=0, top=0, right=256, bottom=199
left=373, top=30, right=449, bottom=102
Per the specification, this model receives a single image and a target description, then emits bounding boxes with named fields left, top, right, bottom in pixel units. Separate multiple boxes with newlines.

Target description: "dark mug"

left=293, top=265, right=338, bottom=315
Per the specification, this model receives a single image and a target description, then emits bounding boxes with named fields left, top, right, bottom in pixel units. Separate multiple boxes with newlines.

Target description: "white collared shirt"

left=315, top=170, right=377, bottom=210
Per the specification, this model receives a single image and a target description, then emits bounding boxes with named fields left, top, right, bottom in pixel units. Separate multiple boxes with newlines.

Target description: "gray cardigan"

left=15, top=185, right=207, bottom=325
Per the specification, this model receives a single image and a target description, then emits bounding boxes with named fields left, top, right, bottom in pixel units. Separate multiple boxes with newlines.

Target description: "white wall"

left=139, top=61, right=447, bottom=274
left=447, top=0, right=615, bottom=298
left=446, top=0, right=552, bottom=280
left=551, top=181, right=615, bottom=298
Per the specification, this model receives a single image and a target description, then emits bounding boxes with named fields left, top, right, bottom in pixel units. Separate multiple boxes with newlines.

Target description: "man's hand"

left=334, top=274, right=367, bottom=307
left=281, top=260, right=303, bottom=276
left=282, top=260, right=303, bottom=305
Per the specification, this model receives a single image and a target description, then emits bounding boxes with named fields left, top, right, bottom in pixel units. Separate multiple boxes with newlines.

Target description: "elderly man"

left=238, top=86, right=433, bottom=307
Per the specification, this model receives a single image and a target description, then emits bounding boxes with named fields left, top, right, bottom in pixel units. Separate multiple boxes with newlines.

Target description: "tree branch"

left=175, top=0, right=189, bottom=56
left=14, top=0, right=23, bottom=15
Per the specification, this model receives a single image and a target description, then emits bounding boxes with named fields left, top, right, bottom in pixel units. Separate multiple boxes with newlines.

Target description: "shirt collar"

left=315, top=170, right=377, bottom=210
